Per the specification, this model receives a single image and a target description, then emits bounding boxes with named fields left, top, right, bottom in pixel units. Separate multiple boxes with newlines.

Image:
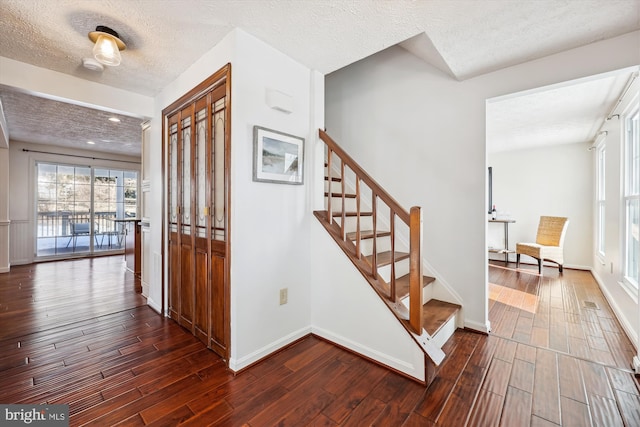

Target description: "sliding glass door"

left=93, top=169, right=138, bottom=252
left=36, top=162, right=138, bottom=257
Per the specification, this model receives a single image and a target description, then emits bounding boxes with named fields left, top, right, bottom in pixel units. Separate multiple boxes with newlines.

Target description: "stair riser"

left=354, top=236, right=391, bottom=257
left=325, top=196, right=358, bottom=213
left=324, top=180, right=345, bottom=194
left=377, top=258, right=409, bottom=283
left=400, top=285, right=433, bottom=308
left=332, top=216, right=374, bottom=232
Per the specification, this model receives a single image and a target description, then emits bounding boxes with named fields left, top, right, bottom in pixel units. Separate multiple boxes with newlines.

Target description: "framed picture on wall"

left=253, top=126, right=304, bottom=185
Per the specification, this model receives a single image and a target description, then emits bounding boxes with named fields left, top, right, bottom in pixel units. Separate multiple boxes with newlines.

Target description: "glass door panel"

left=195, top=108, right=207, bottom=238
left=169, top=123, right=179, bottom=233
left=181, top=115, right=192, bottom=236
left=36, top=162, right=137, bottom=257
left=212, top=97, right=226, bottom=241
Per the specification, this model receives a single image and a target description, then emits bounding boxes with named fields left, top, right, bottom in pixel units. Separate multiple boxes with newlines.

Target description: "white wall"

left=488, top=142, right=593, bottom=268
left=0, top=147, right=9, bottom=272
left=0, top=94, right=8, bottom=271
left=310, top=220, right=426, bottom=380
left=228, top=30, right=317, bottom=369
left=7, top=141, right=140, bottom=265
left=325, top=31, right=640, bottom=332
left=591, top=75, right=640, bottom=352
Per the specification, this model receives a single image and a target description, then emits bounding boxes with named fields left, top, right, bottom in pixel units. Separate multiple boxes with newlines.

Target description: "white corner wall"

left=310, top=220, right=426, bottom=381
left=0, top=147, right=9, bottom=272
left=488, top=142, right=593, bottom=269
left=591, top=74, right=640, bottom=350
left=325, top=31, right=640, bottom=332
left=227, top=30, right=318, bottom=370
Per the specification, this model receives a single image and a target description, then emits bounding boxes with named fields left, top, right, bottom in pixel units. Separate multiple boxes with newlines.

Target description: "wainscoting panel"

left=9, top=219, right=32, bottom=265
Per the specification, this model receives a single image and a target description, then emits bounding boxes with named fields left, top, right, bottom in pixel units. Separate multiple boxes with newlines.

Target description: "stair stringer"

left=310, top=219, right=428, bottom=383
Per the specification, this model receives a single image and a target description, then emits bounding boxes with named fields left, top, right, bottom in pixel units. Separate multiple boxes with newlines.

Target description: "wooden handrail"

left=320, top=130, right=410, bottom=223
left=319, top=129, right=424, bottom=335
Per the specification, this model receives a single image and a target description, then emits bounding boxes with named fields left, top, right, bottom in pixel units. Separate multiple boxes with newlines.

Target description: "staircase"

left=314, top=130, right=461, bottom=385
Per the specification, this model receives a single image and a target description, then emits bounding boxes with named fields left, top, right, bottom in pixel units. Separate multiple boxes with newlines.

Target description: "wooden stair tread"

left=325, top=192, right=357, bottom=198
left=332, top=211, right=373, bottom=217
left=394, top=274, right=435, bottom=300
left=365, top=250, right=409, bottom=267
left=345, top=230, right=391, bottom=241
left=423, top=299, right=461, bottom=336
left=324, top=176, right=342, bottom=182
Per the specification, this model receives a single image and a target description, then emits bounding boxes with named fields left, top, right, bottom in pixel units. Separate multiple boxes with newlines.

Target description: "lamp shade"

left=93, top=34, right=121, bottom=66
left=88, top=26, right=126, bottom=67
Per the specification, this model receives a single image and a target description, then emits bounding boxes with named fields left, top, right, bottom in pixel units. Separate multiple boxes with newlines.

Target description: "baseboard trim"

left=0, top=266, right=9, bottom=273
left=465, top=319, right=491, bottom=334
left=311, top=332, right=426, bottom=386
left=146, top=297, right=162, bottom=314
left=228, top=326, right=312, bottom=372
left=591, top=269, right=639, bottom=350
left=141, top=282, right=149, bottom=298
left=311, top=325, right=424, bottom=382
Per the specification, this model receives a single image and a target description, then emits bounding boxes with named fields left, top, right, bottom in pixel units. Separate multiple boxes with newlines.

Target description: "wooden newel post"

left=409, top=206, right=423, bottom=335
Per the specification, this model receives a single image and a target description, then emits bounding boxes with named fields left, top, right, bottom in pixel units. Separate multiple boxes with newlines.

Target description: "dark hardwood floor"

left=0, top=257, right=638, bottom=426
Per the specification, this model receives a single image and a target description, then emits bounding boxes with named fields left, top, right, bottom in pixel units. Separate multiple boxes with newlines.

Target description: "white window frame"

left=622, top=105, right=639, bottom=291
left=596, top=142, right=606, bottom=259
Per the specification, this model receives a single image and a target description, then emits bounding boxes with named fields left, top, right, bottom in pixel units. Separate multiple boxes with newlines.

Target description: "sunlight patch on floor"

left=489, top=282, right=538, bottom=314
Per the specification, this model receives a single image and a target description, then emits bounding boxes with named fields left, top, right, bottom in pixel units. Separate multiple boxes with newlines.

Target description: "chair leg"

left=537, top=259, right=542, bottom=274
left=559, top=264, right=563, bottom=273
left=516, top=254, right=520, bottom=268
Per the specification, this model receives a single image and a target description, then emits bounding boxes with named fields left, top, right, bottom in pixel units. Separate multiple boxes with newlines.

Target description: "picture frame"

left=253, top=126, right=304, bottom=185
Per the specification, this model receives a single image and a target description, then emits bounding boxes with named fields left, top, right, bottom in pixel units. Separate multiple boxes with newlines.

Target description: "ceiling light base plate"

left=82, top=57, right=104, bottom=72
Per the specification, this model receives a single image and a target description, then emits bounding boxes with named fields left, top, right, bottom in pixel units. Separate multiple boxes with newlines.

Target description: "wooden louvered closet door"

left=165, top=65, right=230, bottom=361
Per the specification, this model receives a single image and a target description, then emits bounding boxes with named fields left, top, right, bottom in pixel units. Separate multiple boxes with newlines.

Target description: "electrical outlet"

left=279, top=288, right=288, bottom=305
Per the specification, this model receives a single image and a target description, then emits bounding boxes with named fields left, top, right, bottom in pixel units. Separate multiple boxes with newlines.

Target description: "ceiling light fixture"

left=108, top=117, right=121, bottom=123
left=88, top=25, right=126, bottom=66
left=87, top=141, right=96, bottom=145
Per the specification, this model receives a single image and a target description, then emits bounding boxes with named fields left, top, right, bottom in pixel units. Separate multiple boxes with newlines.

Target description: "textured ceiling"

left=0, top=0, right=639, bottom=156
left=0, top=86, right=143, bottom=156
left=487, top=70, right=636, bottom=153
left=1, top=0, right=638, bottom=96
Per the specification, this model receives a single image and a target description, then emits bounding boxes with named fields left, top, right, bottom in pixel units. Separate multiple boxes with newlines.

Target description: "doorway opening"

left=36, top=162, right=138, bottom=257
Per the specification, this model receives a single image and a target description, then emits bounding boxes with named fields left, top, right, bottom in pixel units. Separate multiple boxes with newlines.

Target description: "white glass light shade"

left=93, top=34, right=121, bottom=66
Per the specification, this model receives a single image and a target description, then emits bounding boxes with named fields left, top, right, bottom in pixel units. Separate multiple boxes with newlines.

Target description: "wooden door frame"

left=161, top=63, right=232, bottom=362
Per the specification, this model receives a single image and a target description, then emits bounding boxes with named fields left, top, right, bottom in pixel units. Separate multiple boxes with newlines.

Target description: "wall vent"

left=583, top=301, right=599, bottom=310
